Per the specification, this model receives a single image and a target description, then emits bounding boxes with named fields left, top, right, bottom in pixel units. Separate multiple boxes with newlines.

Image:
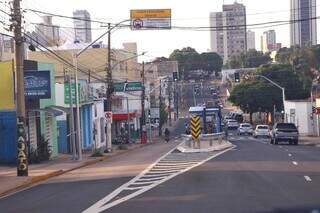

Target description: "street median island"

left=176, top=134, right=234, bottom=153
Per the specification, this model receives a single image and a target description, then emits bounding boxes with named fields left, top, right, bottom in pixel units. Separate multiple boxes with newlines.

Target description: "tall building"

left=290, top=0, right=317, bottom=47
left=247, top=30, right=256, bottom=50
left=210, top=12, right=224, bottom=57
left=222, top=3, right=247, bottom=62
left=260, top=30, right=276, bottom=53
left=210, top=2, right=247, bottom=63
left=73, top=10, right=92, bottom=43
left=34, top=16, right=61, bottom=47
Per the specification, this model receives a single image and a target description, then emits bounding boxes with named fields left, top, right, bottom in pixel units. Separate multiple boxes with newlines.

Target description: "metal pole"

left=193, top=85, right=197, bottom=106
left=126, top=97, right=130, bottom=142
left=175, top=80, right=179, bottom=120
left=141, top=62, right=146, bottom=143
left=159, top=79, right=162, bottom=136
left=73, top=55, right=82, bottom=160
left=106, top=23, right=112, bottom=152
left=13, top=0, right=28, bottom=176
left=168, top=81, right=172, bottom=126
left=67, top=75, right=77, bottom=159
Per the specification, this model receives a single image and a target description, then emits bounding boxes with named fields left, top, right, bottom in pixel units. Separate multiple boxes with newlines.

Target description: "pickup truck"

left=271, top=123, right=299, bottom=145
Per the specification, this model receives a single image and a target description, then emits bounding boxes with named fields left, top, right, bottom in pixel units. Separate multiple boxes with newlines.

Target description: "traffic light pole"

left=159, top=79, right=162, bottom=136
left=141, top=62, right=147, bottom=143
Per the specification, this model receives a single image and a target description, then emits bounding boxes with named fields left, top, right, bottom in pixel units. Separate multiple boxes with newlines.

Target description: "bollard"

left=209, top=139, right=213, bottom=147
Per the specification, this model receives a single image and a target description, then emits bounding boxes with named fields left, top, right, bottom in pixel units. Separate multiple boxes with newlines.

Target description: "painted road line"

left=304, top=176, right=312, bottom=182
left=83, top=145, right=235, bottom=213
left=279, top=146, right=283, bottom=148
left=292, top=161, right=298, bottom=166
left=288, top=153, right=292, bottom=157
left=285, top=149, right=289, bottom=152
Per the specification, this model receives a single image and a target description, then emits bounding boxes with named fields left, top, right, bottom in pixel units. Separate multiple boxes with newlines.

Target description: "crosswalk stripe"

left=83, top=144, right=235, bottom=212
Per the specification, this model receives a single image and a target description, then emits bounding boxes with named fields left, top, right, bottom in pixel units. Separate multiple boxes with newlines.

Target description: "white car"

left=254, top=125, right=270, bottom=138
left=227, top=120, right=239, bottom=130
left=238, top=123, right=253, bottom=135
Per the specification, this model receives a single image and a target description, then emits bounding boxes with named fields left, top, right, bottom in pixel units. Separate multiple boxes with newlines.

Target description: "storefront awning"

left=113, top=112, right=136, bottom=121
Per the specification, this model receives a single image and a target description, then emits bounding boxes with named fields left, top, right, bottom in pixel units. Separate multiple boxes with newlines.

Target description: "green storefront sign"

left=113, top=82, right=143, bottom=92
left=64, top=83, right=89, bottom=104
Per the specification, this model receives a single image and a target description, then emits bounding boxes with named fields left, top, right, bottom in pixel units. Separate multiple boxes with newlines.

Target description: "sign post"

left=105, top=111, right=113, bottom=152
left=190, top=116, right=201, bottom=149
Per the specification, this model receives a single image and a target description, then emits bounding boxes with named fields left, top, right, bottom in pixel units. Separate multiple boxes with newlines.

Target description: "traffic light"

left=173, top=72, right=178, bottom=81
left=234, top=72, right=240, bottom=83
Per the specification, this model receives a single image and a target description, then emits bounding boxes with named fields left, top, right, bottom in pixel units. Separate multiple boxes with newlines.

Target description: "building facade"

left=261, top=30, right=276, bottom=53
left=247, top=30, right=256, bottom=50
left=210, top=12, right=224, bottom=58
left=222, top=3, right=247, bottom=62
left=290, top=0, right=317, bottom=47
left=73, top=10, right=92, bottom=43
left=34, top=16, right=61, bottom=47
left=210, top=2, right=247, bottom=62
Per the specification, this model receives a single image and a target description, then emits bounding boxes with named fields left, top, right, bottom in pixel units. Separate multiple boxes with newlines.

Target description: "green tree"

left=199, top=52, right=223, bottom=75
left=169, top=47, right=200, bottom=79
left=229, top=64, right=310, bottom=122
left=226, top=50, right=271, bottom=69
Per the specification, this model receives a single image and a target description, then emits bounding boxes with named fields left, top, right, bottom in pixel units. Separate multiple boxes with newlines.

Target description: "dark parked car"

left=271, top=123, right=299, bottom=145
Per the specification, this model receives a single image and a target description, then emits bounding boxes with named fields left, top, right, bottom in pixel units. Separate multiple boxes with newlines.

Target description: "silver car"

left=254, top=125, right=270, bottom=138
left=238, top=123, right=253, bottom=135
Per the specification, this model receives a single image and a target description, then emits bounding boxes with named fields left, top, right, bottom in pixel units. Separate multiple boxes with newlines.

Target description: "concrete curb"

left=177, top=141, right=233, bottom=153
left=0, top=142, right=151, bottom=198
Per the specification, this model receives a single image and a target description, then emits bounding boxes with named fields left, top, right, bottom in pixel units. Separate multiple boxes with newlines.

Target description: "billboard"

left=130, top=9, right=171, bottom=30
left=0, top=61, right=14, bottom=110
left=24, top=71, right=51, bottom=99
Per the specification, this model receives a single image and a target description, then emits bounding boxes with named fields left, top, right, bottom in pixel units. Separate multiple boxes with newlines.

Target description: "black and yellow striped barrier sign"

left=190, top=116, right=201, bottom=140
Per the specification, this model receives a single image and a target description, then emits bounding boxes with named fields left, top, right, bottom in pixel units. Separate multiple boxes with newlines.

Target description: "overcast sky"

left=17, top=0, right=319, bottom=60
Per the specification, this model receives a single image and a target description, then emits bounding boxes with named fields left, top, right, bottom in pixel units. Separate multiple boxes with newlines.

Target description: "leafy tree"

left=169, top=47, right=223, bottom=79
left=169, top=47, right=199, bottom=79
left=199, top=52, right=223, bottom=75
left=226, top=50, right=271, bottom=69
left=229, top=64, right=310, bottom=122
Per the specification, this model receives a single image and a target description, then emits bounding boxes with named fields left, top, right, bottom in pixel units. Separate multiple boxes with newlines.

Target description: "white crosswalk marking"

left=83, top=146, right=234, bottom=213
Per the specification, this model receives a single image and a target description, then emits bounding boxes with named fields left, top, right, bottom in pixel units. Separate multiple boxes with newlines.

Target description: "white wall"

left=284, top=100, right=313, bottom=135
left=92, top=101, right=106, bottom=149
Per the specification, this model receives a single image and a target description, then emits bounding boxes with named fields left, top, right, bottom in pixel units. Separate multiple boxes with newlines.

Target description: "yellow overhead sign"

left=130, top=9, right=171, bottom=19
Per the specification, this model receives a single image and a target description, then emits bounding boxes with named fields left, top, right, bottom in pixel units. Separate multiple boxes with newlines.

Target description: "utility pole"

left=67, top=75, right=76, bottom=160
left=106, top=23, right=112, bottom=152
left=159, top=79, right=162, bottom=136
left=168, top=81, right=172, bottom=126
left=13, top=0, right=28, bottom=176
left=141, top=62, right=147, bottom=143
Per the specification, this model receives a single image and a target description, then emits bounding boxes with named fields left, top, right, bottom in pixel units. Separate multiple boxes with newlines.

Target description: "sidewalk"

left=0, top=141, right=159, bottom=198
left=299, top=136, right=320, bottom=147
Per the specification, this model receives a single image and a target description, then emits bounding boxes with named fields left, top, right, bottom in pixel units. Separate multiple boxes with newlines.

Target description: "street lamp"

left=257, top=74, right=286, bottom=122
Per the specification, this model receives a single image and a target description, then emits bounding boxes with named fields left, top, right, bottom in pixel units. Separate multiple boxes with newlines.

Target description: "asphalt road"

left=103, top=135, right=320, bottom=213
left=180, top=80, right=219, bottom=114
left=1, top=132, right=320, bottom=213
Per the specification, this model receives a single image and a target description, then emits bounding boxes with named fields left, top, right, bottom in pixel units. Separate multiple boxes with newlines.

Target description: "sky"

left=4, top=0, right=318, bottom=61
